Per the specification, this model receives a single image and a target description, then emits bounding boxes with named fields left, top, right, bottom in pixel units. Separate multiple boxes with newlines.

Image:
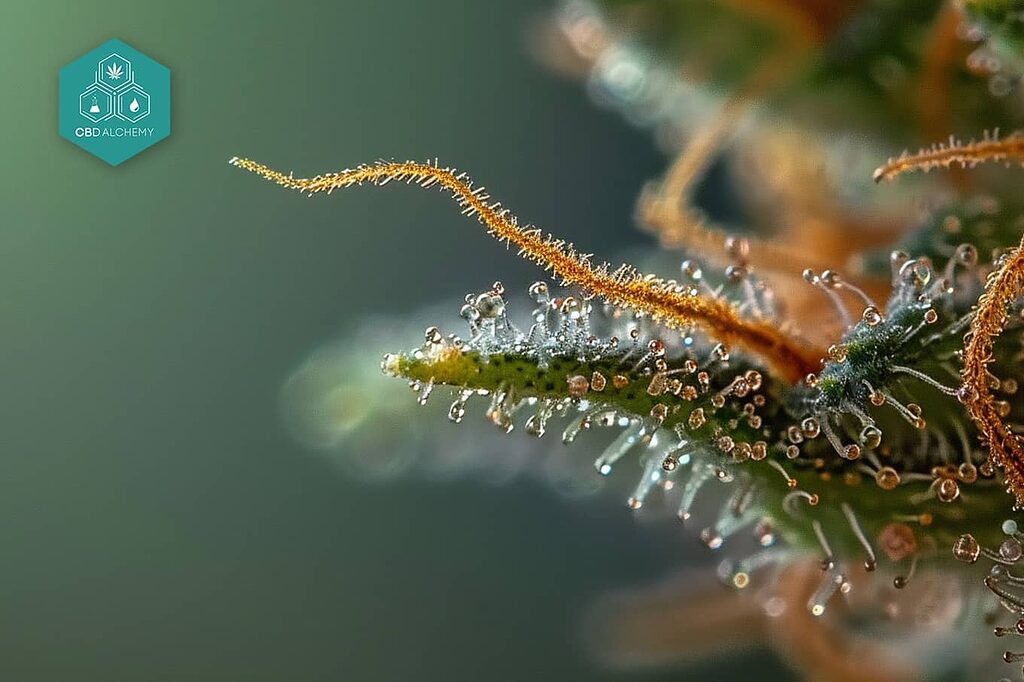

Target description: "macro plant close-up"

left=11, top=0, right=1024, bottom=680
left=229, top=1, right=1024, bottom=680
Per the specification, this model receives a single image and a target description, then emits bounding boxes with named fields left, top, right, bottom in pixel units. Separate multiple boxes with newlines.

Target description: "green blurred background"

left=2, top=1, right=793, bottom=679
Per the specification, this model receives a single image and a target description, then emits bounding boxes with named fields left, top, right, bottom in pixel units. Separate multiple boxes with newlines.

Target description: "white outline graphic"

left=79, top=53, right=150, bottom=122
left=97, top=53, right=132, bottom=92
left=79, top=83, right=113, bottom=123
left=116, top=85, right=150, bottom=123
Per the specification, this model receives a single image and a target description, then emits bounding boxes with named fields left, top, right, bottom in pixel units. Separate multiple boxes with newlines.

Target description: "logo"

left=59, top=39, right=170, bottom=165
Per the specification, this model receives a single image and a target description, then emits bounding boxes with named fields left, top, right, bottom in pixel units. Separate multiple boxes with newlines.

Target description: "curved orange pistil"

left=230, top=157, right=822, bottom=382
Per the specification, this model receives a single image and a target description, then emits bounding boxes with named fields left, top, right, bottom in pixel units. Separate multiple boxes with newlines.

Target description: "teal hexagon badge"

left=59, top=39, right=170, bottom=165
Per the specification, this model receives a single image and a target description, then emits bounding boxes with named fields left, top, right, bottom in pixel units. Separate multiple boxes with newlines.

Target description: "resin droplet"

left=448, top=400, right=466, bottom=423
left=1000, top=538, right=1023, bottom=563
left=953, top=534, right=980, bottom=563
left=859, top=425, right=882, bottom=449
left=875, top=466, right=900, bottom=490
left=800, top=417, right=820, bottom=439
left=474, top=293, right=505, bottom=318
left=862, top=306, right=882, bottom=326
left=700, top=527, right=724, bottom=550
left=936, top=477, right=960, bottom=503
left=754, top=519, right=775, bottom=547
left=528, top=281, right=549, bottom=303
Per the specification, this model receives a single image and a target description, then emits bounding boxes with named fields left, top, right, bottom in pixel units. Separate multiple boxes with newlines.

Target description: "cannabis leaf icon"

left=105, top=63, right=123, bottom=80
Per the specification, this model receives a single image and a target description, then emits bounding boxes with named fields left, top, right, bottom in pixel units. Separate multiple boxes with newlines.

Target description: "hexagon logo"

left=59, top=39, right=171, bottom=166
left=79, top=83, right=113, bottom=122
left=116, top=85, right=150, bottom=123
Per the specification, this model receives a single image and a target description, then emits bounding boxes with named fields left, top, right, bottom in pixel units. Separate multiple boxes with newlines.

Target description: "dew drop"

left=460, top=304, right=481, bottom=324
left=474, top=293, right=505, bottom=318
left=680, top=260, right=702, bottom=280
left=958, top=462, right=978, bottom=483
left=875, top=466, right=900, bottom=490
left=528, top=281, right=549, bottom=303
left=859, top=425, right=882, bottom=449
left=937, top=477, right=960, bottom=503
left=956, top=384, right=978, bottom=404
left=755, top=519, right=775, bottom=547
left=826, top=344, right=847, bottom=363
left=700, top=527, right=723, bottom=550
left=448, top=400, right=466, bottom=423
left=952, top=533, right=980, bottom=563
left=725, top=265, right=746, bottom=283
left=424, top=326, right=443, bottom=345
left=862, top=305, right=883, bottom=326
left=1001, top=538, right=1023, bottom=563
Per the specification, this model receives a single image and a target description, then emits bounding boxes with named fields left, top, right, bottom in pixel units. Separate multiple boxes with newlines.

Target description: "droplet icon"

left=129, top=98, right=140, bottom=113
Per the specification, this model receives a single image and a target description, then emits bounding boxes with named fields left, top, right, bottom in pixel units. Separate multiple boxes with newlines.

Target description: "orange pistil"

left=874, top=131, right=1024, bottom=183
left=960, top=233, right=1024, bottom=505
left=230, top=157, right=822, bottom=382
